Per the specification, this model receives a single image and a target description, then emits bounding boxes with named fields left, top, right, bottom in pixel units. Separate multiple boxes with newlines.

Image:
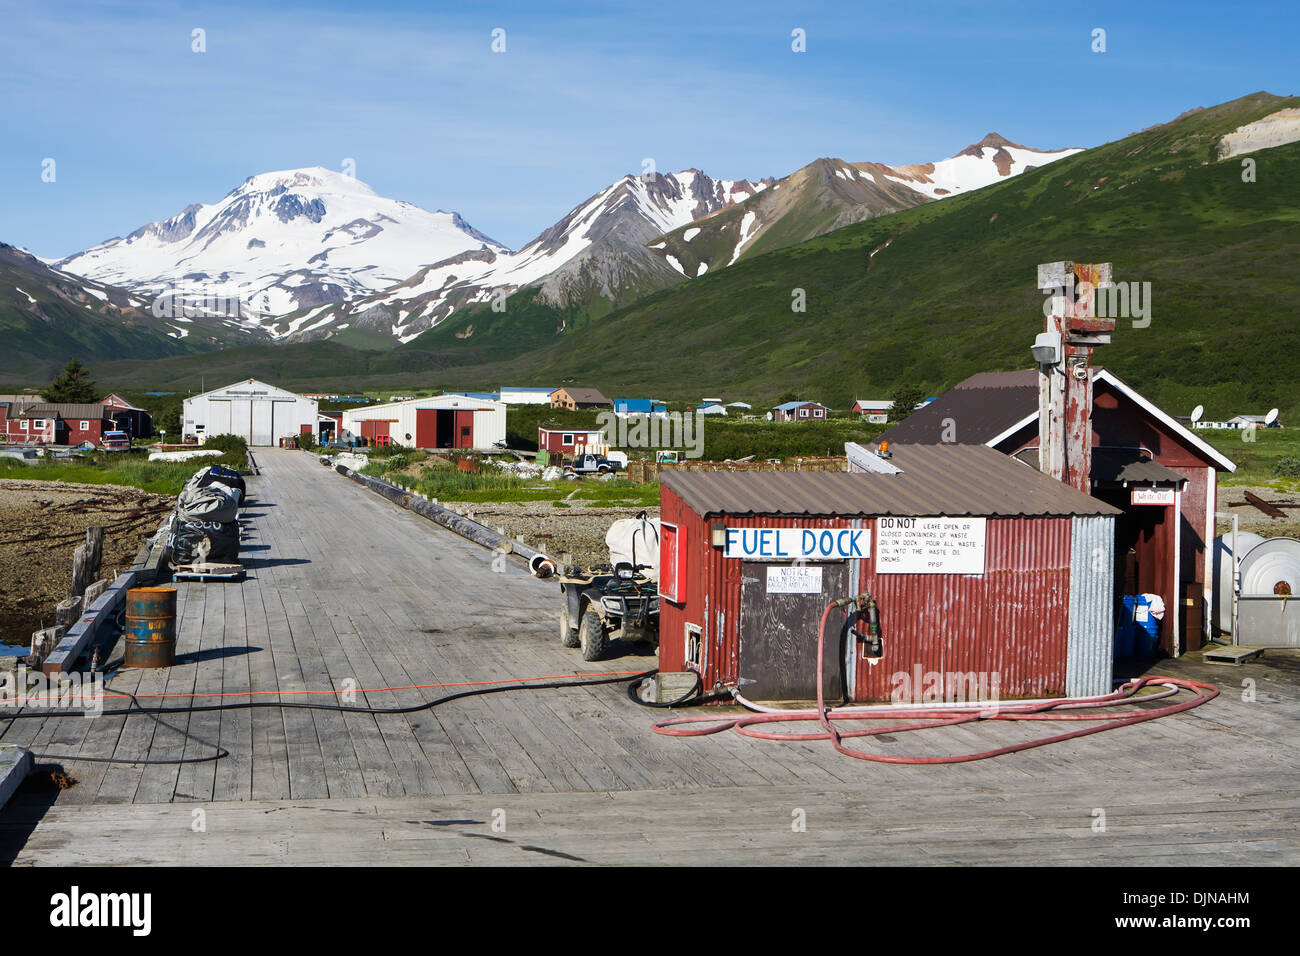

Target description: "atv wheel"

left=578, top=609, right=608, bottom=661
left=560, top=605, right=580, bottom=647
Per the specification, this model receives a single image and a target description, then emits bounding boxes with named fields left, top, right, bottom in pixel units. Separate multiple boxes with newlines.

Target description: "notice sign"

left=724, top=527, right=870, bottom=561
left=876, top=517, right=987, bottom=575
left=766, top=565, right=823, bottom=594
left=1131, top=487, right=1175, bottom=506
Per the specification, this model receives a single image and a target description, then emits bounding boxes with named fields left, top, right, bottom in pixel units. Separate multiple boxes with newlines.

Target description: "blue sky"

left=1, top=0, right=1295, bottom=259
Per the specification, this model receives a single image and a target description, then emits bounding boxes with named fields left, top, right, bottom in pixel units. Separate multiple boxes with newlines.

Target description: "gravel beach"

left=0, top=479, right=173, bottom=645
left=442, top=499, right=660, bottom=569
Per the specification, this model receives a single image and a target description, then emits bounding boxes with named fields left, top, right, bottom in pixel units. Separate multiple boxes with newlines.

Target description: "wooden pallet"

left=1201, top=643, right=1264, bottom=664
left=171, top=561, right=244, bottom=582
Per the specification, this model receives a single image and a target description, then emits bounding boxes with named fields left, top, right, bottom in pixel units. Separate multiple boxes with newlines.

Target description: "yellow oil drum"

left=124, top=587, right=177, bottom=668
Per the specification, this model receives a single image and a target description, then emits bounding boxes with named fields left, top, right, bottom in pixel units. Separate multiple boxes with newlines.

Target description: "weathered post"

left=54, top=595, right=84, bottom=629
left=69, top=525, right=105, bottom=599
left=29, top=626, right=66, bottom=669
left=1036, top=261, right=1115, bottom=493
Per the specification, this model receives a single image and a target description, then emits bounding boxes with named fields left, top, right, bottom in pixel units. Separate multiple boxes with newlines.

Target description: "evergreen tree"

left=888, top=384, right=927, bottom=421
left=45, top=360, right=98, bottom=403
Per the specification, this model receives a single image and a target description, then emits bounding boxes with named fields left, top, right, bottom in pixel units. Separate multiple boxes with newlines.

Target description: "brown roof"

left=663, top=444, right=1120, bottom=518
left=954, top=370, right=1038, bottom=390
left=22, top=403, right=114, bottom=420
left=553, top=387, right=610, bottom=405
left=878, top=370, right=1038, bottom=446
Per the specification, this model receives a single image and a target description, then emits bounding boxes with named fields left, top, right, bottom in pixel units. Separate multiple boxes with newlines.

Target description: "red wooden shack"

left=658, top=444, right=1121, bottom=704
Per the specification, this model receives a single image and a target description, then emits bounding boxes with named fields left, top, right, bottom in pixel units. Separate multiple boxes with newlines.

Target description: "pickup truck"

left=102, top=430, right=132, bottom=451
left=564, top=453, right=622, bottom=475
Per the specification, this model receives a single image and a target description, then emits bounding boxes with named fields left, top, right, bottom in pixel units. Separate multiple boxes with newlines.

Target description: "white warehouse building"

left=342, top=394, right=507, bottom=450
left=182, top=379, right=318, bottom=446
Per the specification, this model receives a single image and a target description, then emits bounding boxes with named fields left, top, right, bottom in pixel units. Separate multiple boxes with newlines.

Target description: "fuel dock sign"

left=724, top=527, right=869, bottom=561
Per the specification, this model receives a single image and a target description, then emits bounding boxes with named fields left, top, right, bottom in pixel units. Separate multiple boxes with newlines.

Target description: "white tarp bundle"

left=606, top=515, right=661, bottom=580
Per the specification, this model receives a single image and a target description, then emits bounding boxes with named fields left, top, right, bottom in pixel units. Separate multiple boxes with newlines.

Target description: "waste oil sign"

left=875, top=517, right=987, bottom=574
left=724, top=527, right=870, bottom=561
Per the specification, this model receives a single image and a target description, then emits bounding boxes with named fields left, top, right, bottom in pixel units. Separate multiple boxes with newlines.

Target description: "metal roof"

left=1011, top=447, right=1188, bottom=484
left=21, top=403, right=113, bottom=420
left=662, top=444, right=1120, bottom=518
left=773, top=400, right=827, bottom=411
left=1090, top=449, right=1188, bottom=484
left=554, top=387, right=610, bottom=404
left=878, top=381, right=1038, bottom=445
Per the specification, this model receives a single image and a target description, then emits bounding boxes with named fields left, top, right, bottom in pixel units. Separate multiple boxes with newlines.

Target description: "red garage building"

left=657, top=444, right=1120, bottom=704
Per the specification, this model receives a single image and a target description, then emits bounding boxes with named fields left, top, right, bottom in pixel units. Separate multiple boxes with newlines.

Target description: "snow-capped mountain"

left=646, top=134, right=1083, bottom=278
left=299, top=169, right=770, bottom=343
left=877, top=133, right=1081, bottom=199
left=55, top=167, right=508, bottom=320
left=50, top=135, right=1080, bottom=347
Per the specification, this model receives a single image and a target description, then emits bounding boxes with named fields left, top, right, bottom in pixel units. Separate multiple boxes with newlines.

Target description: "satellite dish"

left=1190, top=404, right=1204, bottom=423
left=1265, top=408, right=1279, bottom=426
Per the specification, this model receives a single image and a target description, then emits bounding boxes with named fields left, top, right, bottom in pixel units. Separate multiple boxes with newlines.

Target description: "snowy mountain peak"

left=227, top=166, right=379, bottom=200
left=56, top=167, right=507, bottom=318
left=883, top=135, right=1083, bottom=199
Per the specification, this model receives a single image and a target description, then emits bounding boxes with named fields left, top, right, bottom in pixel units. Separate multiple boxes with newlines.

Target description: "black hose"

left=625, top=669, right=702, bottom=708
left=35, top=686, right=231, bottom=765
left=6, top=667, right=663, bottom=765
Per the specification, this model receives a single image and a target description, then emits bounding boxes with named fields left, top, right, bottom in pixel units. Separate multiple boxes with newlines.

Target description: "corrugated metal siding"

left=857, top=517, right=1073, bottom=702
left=1066, top=515, right=1115, bottom=697
left=662, top=483, right=1078, bottom=702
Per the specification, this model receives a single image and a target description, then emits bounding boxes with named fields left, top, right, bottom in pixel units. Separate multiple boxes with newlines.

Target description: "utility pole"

left=1035, top=261, right=1115, bottom=493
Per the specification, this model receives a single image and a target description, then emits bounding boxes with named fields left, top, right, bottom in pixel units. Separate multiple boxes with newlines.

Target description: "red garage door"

left=360, top=420, right=391, bottom=444
left=455, top=410, right=474, bottom=449
left=415, top=409, right=437, bottom=448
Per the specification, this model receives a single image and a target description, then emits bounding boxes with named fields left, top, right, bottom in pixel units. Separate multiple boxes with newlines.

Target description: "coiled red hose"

left=653, top=600, right=1219, bottom=763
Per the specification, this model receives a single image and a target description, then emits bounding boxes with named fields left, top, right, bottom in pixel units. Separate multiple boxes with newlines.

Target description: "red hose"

left=653, top=600, right=1219, bottom=763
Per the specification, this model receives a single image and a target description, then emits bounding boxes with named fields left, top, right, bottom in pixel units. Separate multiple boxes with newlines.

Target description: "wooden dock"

left=2, top=448, right=1297, bottom=865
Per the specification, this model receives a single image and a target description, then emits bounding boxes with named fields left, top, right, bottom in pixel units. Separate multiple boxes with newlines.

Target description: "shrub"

left=203, top=433, right=249, bottom=468
left=1273, top=457, right=1300, bottom=478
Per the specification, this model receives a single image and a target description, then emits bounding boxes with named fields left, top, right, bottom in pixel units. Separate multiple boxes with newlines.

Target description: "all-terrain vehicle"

left=557, top=512, right=662, bottom=661
left=559, top=563, right=660, bottom=661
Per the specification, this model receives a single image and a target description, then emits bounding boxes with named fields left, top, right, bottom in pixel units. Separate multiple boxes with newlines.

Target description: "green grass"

left=361, top=459, right=661, bottom=506
left=1200, top=428, right=1300, bottom=490
left=0, top=455, right=205, bottom=495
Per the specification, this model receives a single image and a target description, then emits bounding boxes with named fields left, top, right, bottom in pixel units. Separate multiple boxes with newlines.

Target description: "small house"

left=772, top=401, right=830, bottom=422
left=550, top=387, right=611, bottom=410
left=7, top=404, right=115, bottom=446
left=538, top=427, right=606, bottom=456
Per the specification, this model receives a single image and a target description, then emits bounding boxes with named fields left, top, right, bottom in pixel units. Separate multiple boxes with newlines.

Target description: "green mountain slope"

left=440, top=90, right=1300, bottom=418
left=0, top=243, right=253, bottom=380
left=68, top=92, right=1300, bottom=424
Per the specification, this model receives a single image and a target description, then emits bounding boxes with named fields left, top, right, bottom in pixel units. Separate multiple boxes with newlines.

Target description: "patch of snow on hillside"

left=665, top=254, right=686, bottom=276
left=15, top=287, right=36, bottom=305
left=696, top=262, right=708, bottom=276
left=683, top=228, right=701, bottom=242
left=728, top=211, right=759, bottom=265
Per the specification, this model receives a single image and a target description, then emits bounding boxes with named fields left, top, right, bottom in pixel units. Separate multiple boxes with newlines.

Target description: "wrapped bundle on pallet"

left=170, top=479, right=242, bottom=565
